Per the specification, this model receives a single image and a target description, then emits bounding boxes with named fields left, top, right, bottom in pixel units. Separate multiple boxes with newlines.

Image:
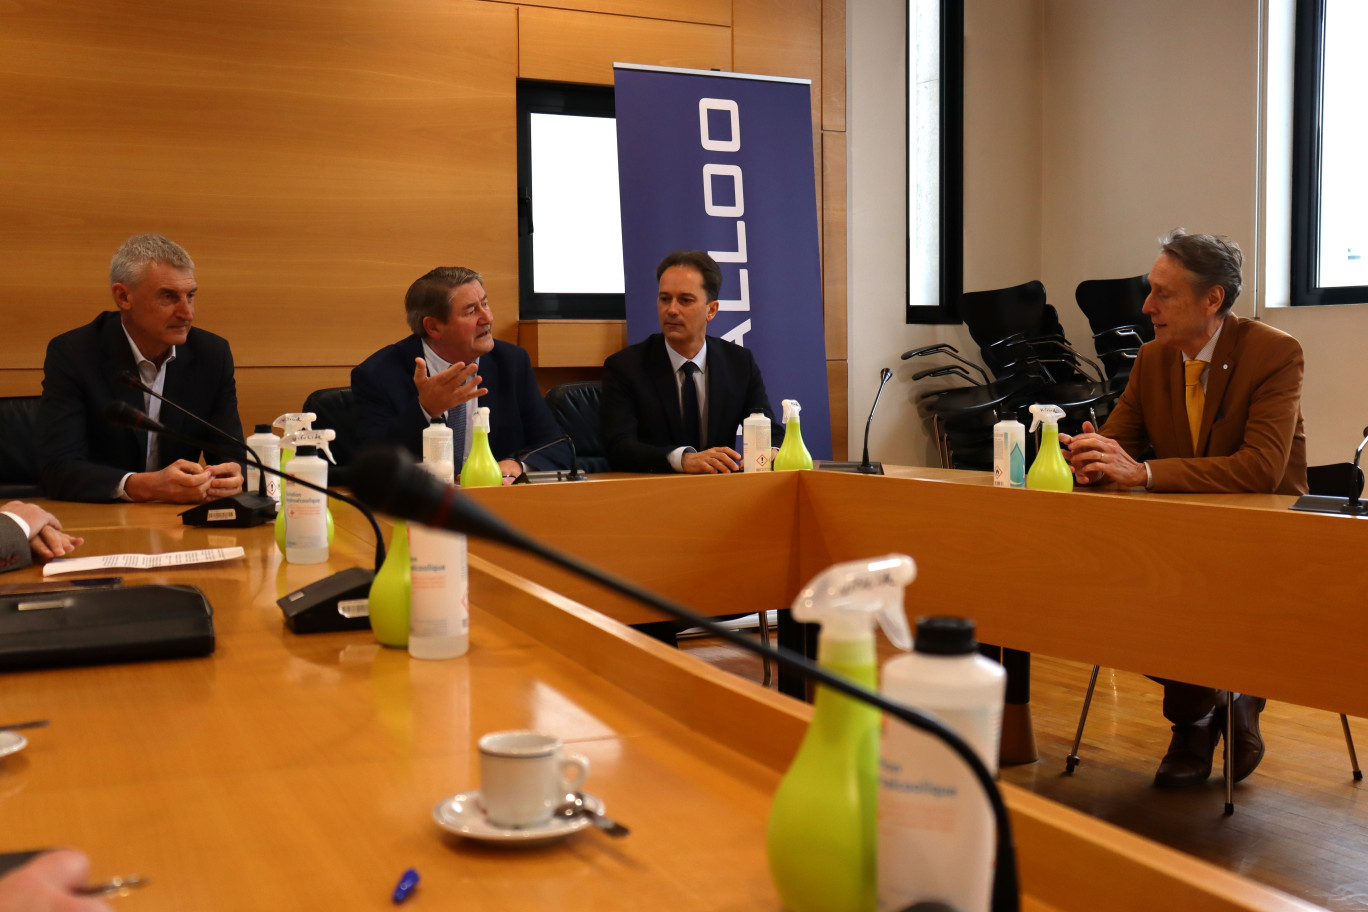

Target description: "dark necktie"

left=447, top=401, right=467, bottom=474
left=680, top=361, right=701, bottom=450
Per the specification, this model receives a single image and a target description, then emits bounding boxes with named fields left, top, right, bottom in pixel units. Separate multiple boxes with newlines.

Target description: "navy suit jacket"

left=601, top=333, right=782, bottom=473
left=350, top=336, right=570, bottom=470
left=39, top=311, right=244, bottom=502
left=0, top=514, right=31, bottom=574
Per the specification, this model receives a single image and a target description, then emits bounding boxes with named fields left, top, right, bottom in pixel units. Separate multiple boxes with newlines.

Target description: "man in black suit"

left=39, top=235, right=244, bottom=503
left=351, top=267, right=569, bottom=481
left=602, top=250, right=781, bottom=473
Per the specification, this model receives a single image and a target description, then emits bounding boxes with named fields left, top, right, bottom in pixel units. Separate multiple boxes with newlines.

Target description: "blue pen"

left=392, top=868, right=419, bottom=904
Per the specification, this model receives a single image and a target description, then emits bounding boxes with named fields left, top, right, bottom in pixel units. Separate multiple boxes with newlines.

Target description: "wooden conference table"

left=0, top=483, right=1339, bottom=911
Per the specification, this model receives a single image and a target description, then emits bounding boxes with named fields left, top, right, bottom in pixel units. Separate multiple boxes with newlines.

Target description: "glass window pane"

left=1317, top=0, right=1368, bottom=288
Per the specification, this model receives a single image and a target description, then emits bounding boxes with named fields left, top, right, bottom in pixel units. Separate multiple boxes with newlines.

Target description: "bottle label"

left=409, top=528, right=468, bottom=638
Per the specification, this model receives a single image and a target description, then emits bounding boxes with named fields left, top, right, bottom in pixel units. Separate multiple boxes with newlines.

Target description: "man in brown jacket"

left=1064, top=229, right=1307, bottom=788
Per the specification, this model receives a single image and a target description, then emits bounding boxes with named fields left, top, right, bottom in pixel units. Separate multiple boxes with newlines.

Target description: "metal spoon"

left=555, top=793, right=629, bottom=837
left=76, top=875, right=149, bottom=897
left=0, top=720, right=49, bottom=733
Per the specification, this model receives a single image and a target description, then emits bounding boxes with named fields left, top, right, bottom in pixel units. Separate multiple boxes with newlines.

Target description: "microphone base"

left=518, top=469, right=589, bottom=484
left=180, top=493, right=278, bottom=528
left=816, top=460, right=885, bottom=476
left=1290, top=494, right=1368, bottom=517
left=277, top=567, right=376, bottom=634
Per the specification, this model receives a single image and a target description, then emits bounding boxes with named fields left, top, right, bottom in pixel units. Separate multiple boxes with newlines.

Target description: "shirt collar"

left=665, top=338, right=708, bottom=374
left=121, top=324, right=176, bottom=371
left=1186, top=323, right=1223, bottom=364
left=421, top=339, right=479, bottom=375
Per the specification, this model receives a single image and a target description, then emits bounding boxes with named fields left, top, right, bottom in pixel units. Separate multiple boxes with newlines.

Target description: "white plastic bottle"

left=992, top=415, right=1026, bottom=489
left=423, top=418, right=454, bottom=470
left=408, top=462, right=469, bottom=659
left=284, top=445, right=330, bottom=564
left=877, top=616, right=1006, bottom=912
left=742, top=411, right=772, bottom=472
left=245, top=424, right=281, bottom=505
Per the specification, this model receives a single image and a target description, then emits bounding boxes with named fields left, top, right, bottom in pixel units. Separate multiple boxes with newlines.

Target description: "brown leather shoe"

left=1220, top=693, right=1267, bottom=782
left=1155, top=709, right=1220, bottom=788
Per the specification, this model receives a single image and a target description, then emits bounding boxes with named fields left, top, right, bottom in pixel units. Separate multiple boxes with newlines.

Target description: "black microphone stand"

left=105, top=402, right=388, bottom=634
left=819, top=367, right=892, bottom=475
left=350, top=446, right=1019, bottom=912
left=1291, top=425, right=1368, bottom=517
left=514, top=434, right=586, bottom=483
left=115, top=370, right=276, bottom=527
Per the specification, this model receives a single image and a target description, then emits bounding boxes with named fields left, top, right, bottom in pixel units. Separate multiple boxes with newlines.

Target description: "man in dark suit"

left=601, top=250, right=782, bottom=473
left=39, top=235, right=245, bottom=503
left=1064, top=229, right=1307, bottom=789
left=351, top=267, right=569, bottom=481
left=1, top=501, right=82, bottom=572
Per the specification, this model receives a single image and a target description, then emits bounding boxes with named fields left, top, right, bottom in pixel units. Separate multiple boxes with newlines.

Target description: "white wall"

left=849, top=0, right=1042, bottom=466
left=850, top=0, right=1368, bottom=467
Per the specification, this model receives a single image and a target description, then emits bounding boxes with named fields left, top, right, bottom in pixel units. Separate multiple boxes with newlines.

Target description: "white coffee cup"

left=478, top=730, right=589, bottom=829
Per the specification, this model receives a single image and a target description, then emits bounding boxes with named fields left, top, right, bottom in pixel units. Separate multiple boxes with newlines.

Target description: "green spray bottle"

left=1026, top=403, right=1074, bottom=493
left=767, top=554, right=917, bottom=912
left=459, top=406, right=502, bottom=487
left=774, top=399, right=814, bottom=471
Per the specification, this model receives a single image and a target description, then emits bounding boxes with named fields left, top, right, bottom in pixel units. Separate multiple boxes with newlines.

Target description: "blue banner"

left=613, top=64, right=831, bottom=459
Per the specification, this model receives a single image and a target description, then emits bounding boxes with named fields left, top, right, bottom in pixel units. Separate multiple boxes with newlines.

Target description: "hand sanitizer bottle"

left=878, top=616, right=1005, bottom=912
left=774, top=399, right=814, bottom=471
left=767, top=554, right=917, bottom=912
left=245, top=424, right=281, bottom=504
left=409, top=463, right=469, bottom=659
left=992, top=413, right=1026, bottom=488
left=1026, top=403, right=1073, bottom=492
left=742, top=412, right=772, bottom=472
left=459, top=406, right=502, bottom=487
left=283, top=445, right=329, bottom=564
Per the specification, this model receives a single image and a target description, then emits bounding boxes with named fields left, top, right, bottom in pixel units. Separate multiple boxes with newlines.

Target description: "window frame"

left=904, top=0, right=965, bottom=325
left=1289, top=0, right=1368, bottom=307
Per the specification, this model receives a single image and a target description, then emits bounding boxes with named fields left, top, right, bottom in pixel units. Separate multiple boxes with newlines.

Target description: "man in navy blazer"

left=601, top=250, right=782, bottom=474
left=39, top=235, right=245, bottom=503
left=351, top=267, right=570, bottom=480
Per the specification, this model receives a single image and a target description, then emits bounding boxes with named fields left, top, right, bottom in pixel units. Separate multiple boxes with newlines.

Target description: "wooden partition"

left=464, top=469, right=1368, bottom=719
left=0, top=0, right=848, bottom=458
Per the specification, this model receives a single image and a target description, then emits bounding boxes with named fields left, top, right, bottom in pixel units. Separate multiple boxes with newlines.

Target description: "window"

left=905, top=0, right=964, bottom=324
left=1290, top=0, right=1368, bottom=306
left=517, top=81, right=626, bottom=319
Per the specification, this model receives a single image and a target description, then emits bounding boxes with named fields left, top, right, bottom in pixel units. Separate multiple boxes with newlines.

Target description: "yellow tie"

left=1185, top=360, right=1206, bottom=452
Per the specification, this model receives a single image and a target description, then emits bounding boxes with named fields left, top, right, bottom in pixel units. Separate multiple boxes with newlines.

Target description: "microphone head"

left=880, top=367, right=892, bottom=382
left=103, top=399, right=161, bottom=432
left=350, top=445, right=523, bottom=547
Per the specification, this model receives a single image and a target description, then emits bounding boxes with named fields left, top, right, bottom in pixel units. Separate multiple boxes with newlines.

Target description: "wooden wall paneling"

left=821, top=0, right=847, bottom=132
left=518, top=320, right=626, bottom=368
left=0, top=371, right=43, bottom=399
left=234, top=366, right=354, bottom=435
left=488, top=0, right=731, bottom=27
left=822, top=132, right=848, bottom=360
left=827, top=358, right=848, bottom=460
left=0, top=0, right=520, bottom=370
left=531, top=365, right=603, bottom=395
left=517, top=7, right=731, bottom=86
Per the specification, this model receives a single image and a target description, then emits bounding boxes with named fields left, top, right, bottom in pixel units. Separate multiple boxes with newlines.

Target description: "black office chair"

left=1075, top=275, right=1154, bottom=392
left=302, top=386, right=358, bottom=487
left=0, top=395, right=42, bottom=498
left=1065, top=462, right=1364, bottom=809
left=544, top=381, right=609, bottom=475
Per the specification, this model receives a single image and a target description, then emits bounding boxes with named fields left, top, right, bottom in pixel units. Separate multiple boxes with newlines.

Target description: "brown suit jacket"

left=1100, top=314, right=1307, bottom=494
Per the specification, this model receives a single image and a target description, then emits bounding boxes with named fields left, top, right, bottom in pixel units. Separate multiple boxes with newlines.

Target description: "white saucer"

left=0, top=731, right=27, bottom=760
left=432, top=790, right=604, bottom=846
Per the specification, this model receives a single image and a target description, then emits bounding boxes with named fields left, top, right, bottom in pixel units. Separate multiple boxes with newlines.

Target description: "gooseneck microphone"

left=114, top=371, right=275, bottom=526
left=105, top=402, right=388, bottom=634
left=350, top=445, right=1020, bottom=912
left=512, top=434, right=585, bottom=484
left=818, top=367, right=892, bottom=475
left=1291, top=424, right=1368, bottom=517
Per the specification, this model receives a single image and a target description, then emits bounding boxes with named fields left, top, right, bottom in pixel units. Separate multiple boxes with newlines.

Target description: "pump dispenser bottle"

left=459, top=406, right=502, bottom=487
left=283, top=445, right=329, bottom=564
left=767, top=554, right=917, bottom=912
left=1025, top=403, right=1073, bottom=492
left=423, top=418, right=454, bottom=470
left=245, top=424, right=281, bottom=504
left=409, top=462, right=469, bottom=659
left=773, top=399, right=813, bottom=471
left=878, top=617, right=1006, bottom=912
left=275, top=425, right=337, bottom=553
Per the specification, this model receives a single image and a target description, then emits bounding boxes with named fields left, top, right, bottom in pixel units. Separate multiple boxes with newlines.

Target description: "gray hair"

left=404, top=266, right=483, bottom=337
left=109, top=234, right=195, bottom=288
left=1159, top=229, right=1243, bottom=314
